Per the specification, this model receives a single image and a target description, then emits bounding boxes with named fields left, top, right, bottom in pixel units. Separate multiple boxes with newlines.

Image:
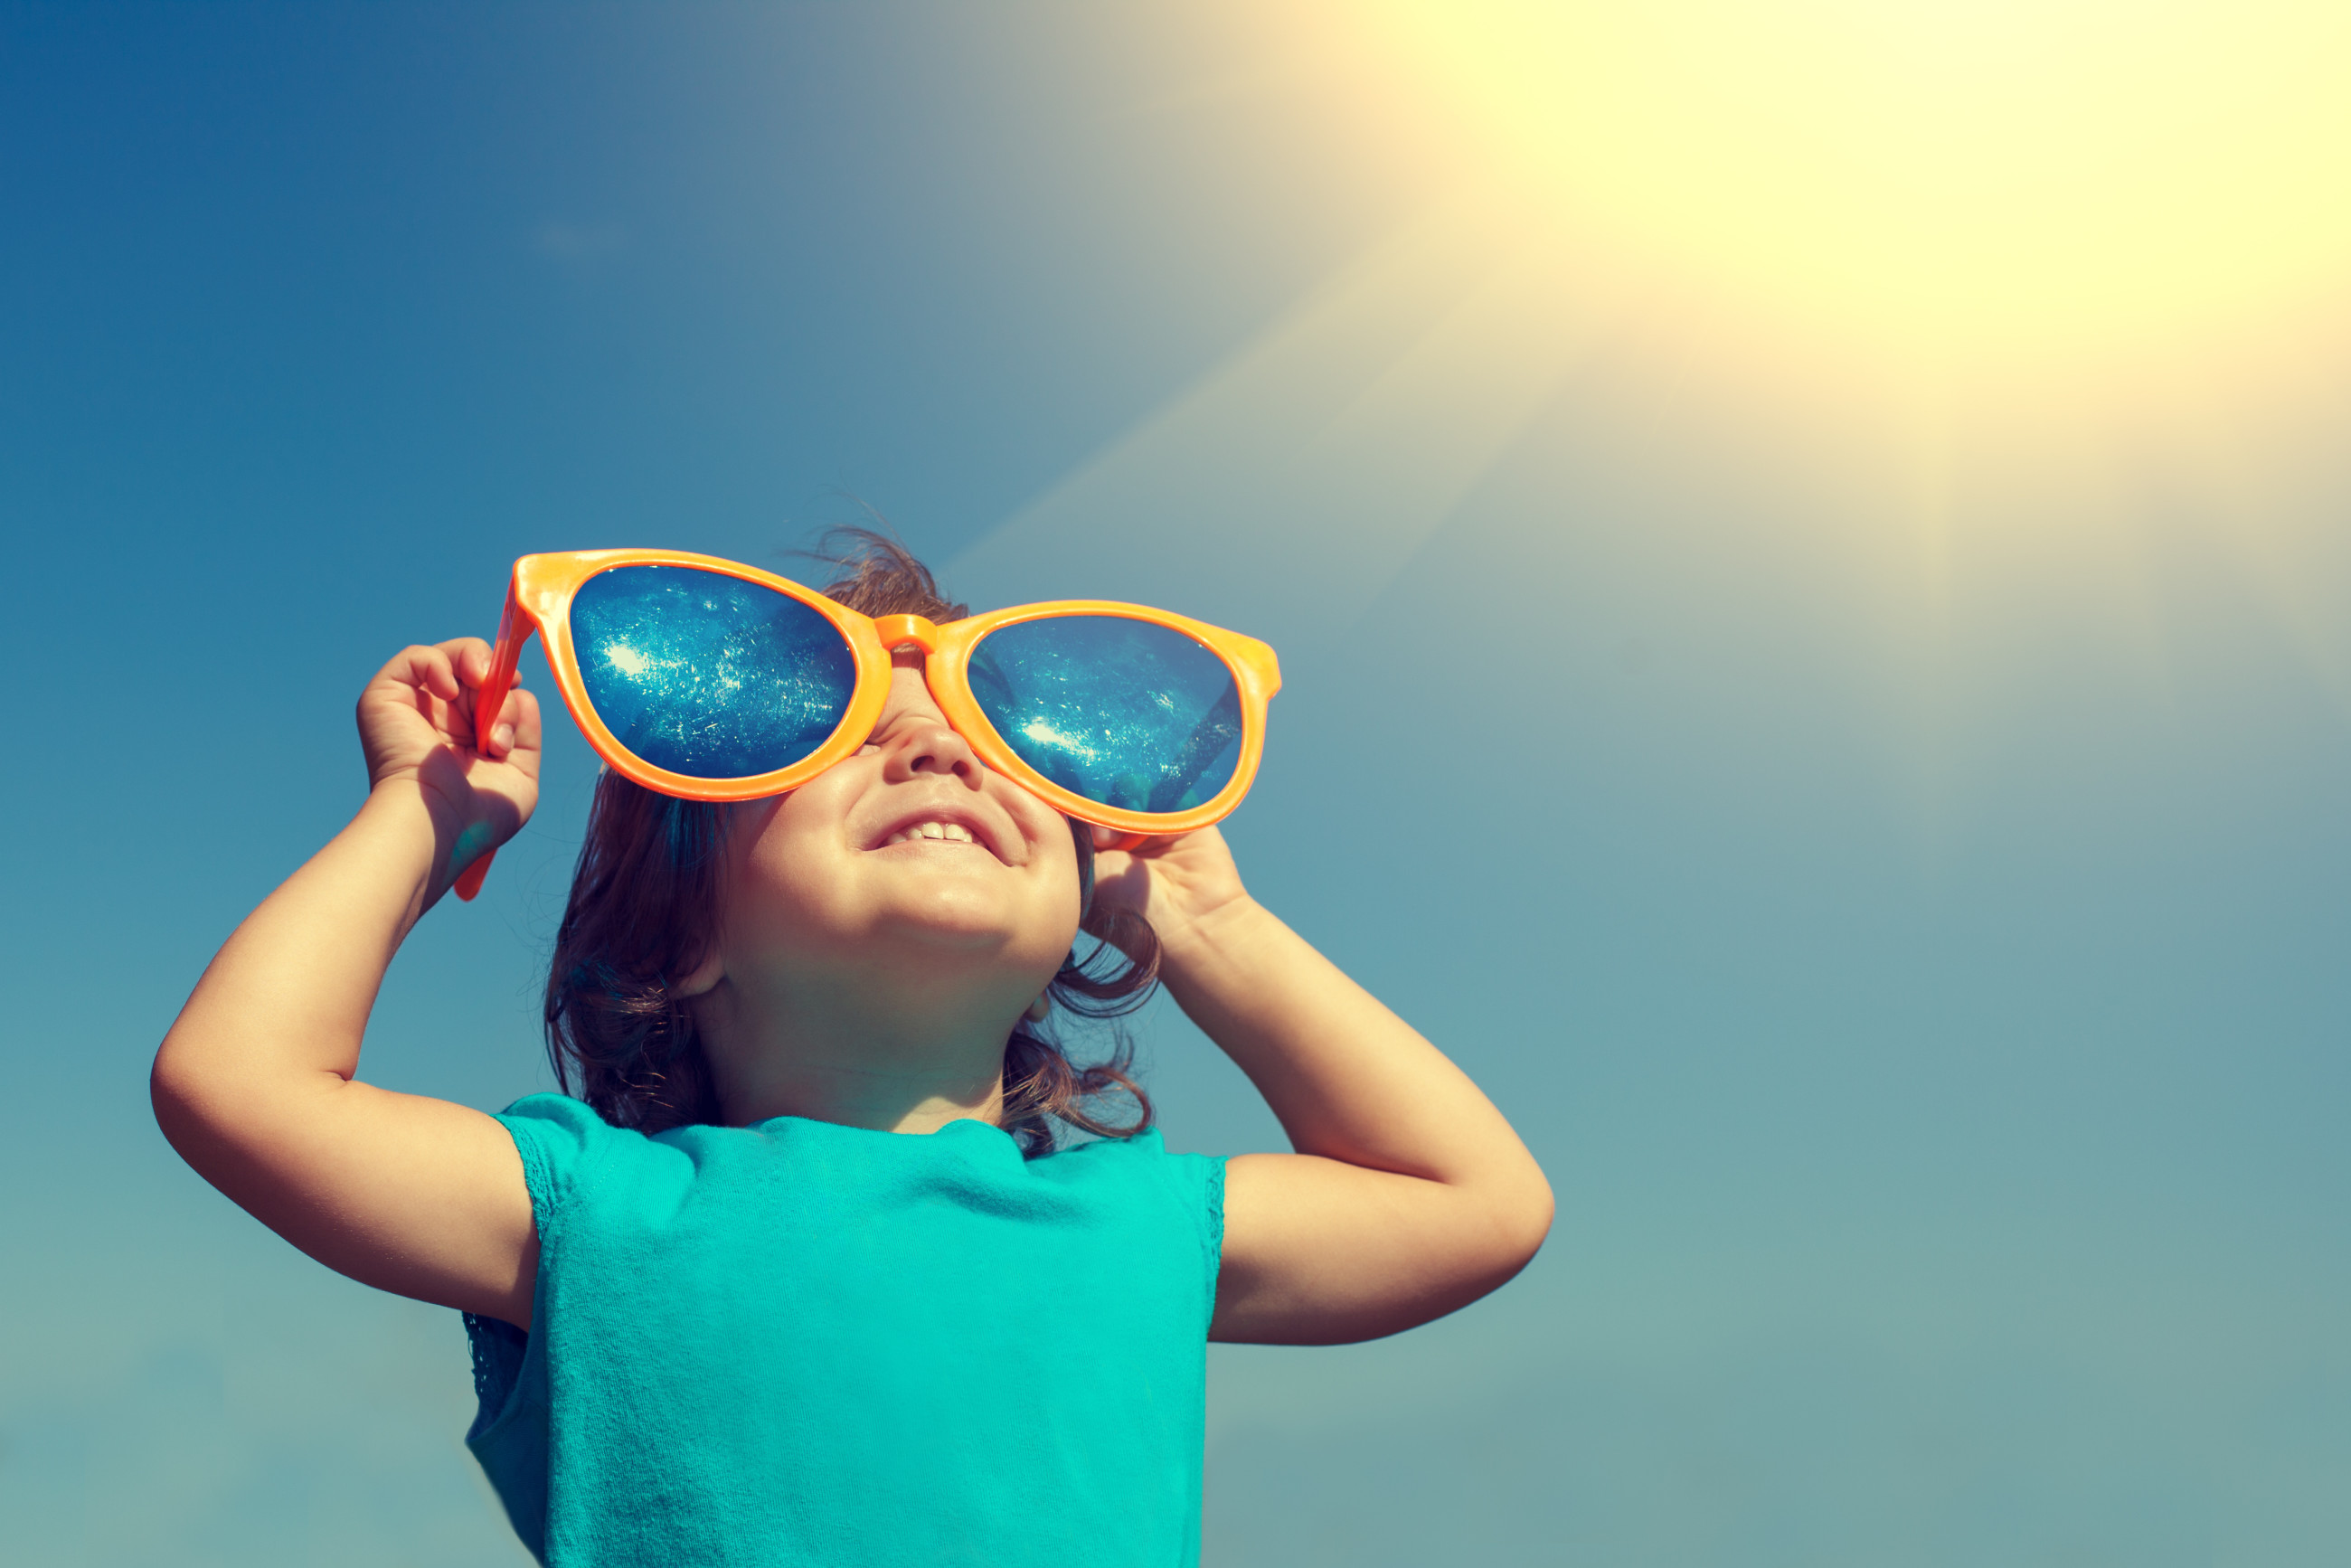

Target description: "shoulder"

left=494, top=1094, right=697, bottom=1228
left=496, top=1091, right=626, bottom=1168
left=1042, top=1127, right=1210, bottom=1178
left=1038, top=1129, right=1225, bottom=1258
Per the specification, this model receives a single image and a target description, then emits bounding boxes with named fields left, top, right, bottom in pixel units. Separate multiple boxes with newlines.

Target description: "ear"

left=672, top=947, right=726, bottom=999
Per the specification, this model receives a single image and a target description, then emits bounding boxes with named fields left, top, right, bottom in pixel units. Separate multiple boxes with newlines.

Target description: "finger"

left=433, top=638, right=505, bottom=751
left=508, top=686, right=543, bottom=754
left=439, top=637, right=496, bottom=693
left=382, top=644, right=461, bottom=704
left=486, top=685, right=539, bottom=759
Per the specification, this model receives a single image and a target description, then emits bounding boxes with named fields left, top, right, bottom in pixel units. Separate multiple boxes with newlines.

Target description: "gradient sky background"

left=5, top=4, right=2351, bottom=1563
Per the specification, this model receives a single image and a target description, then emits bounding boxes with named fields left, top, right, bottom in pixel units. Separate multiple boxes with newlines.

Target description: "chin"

left=871, top=888, right=1062, bottom=954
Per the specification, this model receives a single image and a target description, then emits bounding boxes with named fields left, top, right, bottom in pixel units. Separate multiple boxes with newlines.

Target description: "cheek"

left=1017, top=817, right=1087, bottom=947
left=718, top=796, right=854, bottom=946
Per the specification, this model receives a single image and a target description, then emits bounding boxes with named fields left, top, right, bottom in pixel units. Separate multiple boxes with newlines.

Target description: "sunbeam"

left=952, top=193, right=1608, bottom=635
left=966, top=0, right=2351, bottom=710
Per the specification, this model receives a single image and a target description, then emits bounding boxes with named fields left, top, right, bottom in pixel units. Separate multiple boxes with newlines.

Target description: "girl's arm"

left=151, top=639, right=543, bottom=1327
left=1092, top=829, right=1553, bottom=1344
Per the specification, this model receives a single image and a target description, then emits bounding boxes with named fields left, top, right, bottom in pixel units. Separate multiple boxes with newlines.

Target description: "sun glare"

left=967, top=0, right=2351, bottom=681
left=1359, top=0, right=2351, bottom=389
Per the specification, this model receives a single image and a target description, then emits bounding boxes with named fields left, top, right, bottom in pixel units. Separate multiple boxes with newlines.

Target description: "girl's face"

left=703, top=652, right=1083, bottom=1023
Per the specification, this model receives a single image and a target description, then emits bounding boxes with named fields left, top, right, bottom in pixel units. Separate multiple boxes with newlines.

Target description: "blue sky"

left=4, top=5, right=2348, bottom=1563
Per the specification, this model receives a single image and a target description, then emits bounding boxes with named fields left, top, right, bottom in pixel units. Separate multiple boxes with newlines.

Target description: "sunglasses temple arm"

left=452, top=587, right=529, bottom=903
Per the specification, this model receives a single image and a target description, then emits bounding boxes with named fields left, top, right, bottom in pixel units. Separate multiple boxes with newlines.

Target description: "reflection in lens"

left=570, top=565, right=857, bottom=779
left=968, top=616, right=1243, bottom=814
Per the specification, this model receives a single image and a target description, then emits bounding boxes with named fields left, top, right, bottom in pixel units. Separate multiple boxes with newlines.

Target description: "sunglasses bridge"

left=871, top=614, right=943, bottom=655
left=871, top=609, right=1151, bottom=853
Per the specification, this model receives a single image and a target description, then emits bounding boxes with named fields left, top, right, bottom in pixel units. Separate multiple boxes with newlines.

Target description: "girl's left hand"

left=356, top=638, right=541, bottom=899
left=1085, top=824, right=1251, bottom=950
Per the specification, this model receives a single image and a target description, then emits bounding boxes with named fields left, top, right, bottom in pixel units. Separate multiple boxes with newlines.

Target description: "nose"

left=879, top=713, right=982, bottom=788
left=877, top=661, right=983, bottom=789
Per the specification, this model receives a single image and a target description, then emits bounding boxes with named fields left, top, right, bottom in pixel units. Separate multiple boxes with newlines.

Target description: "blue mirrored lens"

left=968, top=616, right=1244, bottom=814
left=570, top=565, right=857, bottom=780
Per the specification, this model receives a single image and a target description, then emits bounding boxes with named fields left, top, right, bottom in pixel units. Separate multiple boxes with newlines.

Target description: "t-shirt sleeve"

left=1175, top=1148, right=1227, bottom=1290
left=496, top=1091, right=622, bottom=1238
left=463, top=1092, right=620, bottom=1554
left=1096, top=1131, right=1227, bottom=1319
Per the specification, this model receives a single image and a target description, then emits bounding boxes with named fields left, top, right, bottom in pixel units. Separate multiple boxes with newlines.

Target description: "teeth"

left=884, top=820, right=977, bottom=846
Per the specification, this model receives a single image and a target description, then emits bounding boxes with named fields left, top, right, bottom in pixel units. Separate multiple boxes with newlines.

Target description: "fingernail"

left=494, top=723, right=515, bottom=750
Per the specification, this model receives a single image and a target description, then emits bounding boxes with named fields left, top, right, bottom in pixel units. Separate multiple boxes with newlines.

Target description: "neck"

left=691, top=968, right=1021, bottom=1134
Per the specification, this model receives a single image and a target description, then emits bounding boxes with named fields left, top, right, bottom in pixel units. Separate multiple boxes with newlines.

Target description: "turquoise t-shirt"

left=462, top=1094, right=1225, bottom=1567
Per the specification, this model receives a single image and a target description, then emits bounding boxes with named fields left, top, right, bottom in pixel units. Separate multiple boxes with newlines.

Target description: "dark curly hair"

left=541, top=530, right=1159, bottom=1156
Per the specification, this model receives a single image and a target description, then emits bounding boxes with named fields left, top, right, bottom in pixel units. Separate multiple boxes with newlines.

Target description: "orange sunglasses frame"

left=454, top=548, right=1280, bottom=900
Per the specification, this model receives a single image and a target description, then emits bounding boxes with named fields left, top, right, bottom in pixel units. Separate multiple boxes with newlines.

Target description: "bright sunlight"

left=968, top=0, right=2351, bottom=671
left=1364, top=0, right=2351, bottom=387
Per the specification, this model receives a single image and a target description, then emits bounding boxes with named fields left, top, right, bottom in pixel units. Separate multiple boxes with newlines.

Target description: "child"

left=154, top=535, right=1552, bottom=1566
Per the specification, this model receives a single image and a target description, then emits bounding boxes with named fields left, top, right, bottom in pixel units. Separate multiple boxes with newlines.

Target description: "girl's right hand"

left=357, top=638, right=543, bottom=888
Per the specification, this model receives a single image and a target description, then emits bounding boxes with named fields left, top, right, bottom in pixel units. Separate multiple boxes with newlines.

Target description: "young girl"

left=154, top=535, right=1551, bottom=1565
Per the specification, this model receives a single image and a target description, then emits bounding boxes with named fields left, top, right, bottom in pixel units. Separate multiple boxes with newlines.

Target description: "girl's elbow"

left=1413, top=1176, right=1553, bottom=1332
left=1453, top=1154, right=1552, bottom=1279
left=149, top=1030, right=270, bottom=1168
left=149, top=1042, right=216, bottom=1160
left=1491, top=1168, right=1554, bottom=1272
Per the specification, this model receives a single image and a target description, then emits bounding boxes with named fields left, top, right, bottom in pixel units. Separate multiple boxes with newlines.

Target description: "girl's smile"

left=871, top=816, right=998, bottom=855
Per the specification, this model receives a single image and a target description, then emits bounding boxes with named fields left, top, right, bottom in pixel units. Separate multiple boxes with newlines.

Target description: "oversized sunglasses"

left=454, top=549, right=1280, bottom=900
